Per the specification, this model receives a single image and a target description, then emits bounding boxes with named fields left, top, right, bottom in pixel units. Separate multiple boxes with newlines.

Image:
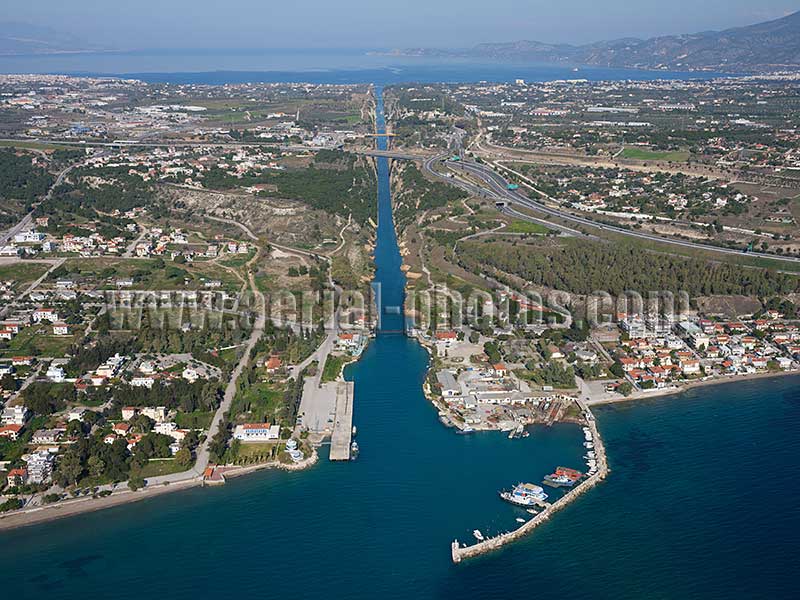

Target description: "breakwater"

left=452, top=401, right=609, bottom=563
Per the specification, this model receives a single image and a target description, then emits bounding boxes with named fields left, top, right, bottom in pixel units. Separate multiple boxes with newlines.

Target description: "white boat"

left=499, top=482, right=548, bottom=506
left=473, top=529, right=485, bottom=541
left=515, top=518, right=526, bottom=523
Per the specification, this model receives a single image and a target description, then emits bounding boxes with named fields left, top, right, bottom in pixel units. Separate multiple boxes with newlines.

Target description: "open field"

left=505, top=220, right=550, bottom=235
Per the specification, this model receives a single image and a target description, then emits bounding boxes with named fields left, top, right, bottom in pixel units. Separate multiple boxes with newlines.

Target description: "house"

left=112, top=422, right=131, bottom=435
left=6, top=467, right=27, bottom=486
left=130, top=376, right=155, bottom=388
left=0, top=424, right=23, bottom=440
left=67, top=408, right=87, bottom=422
left=492, top=363, right=508, bottom=378
left=32, top=308, right=59, bottom=323
left=141, top=406, right=168, bottom=423
left=52, top=323, right=70, bottom=336
left=11, top=356, right=33, bottom=367
left=547, top=345, right=564, bottom=359
left=121, top=407, right=138, bottom=420
left=1, top=405, right=29, bottom=426
left=265, top=356, right=282, bottom=373
left=181, top=367, right=201, bottom=383
left=679, top=358, right=701, bottom=375
left=46, top=364, right=65, bottom=383
left=233, top=423, right=281, bottom=442
left=776, top=357, right=793, bottom=370
left=31, top=429, right=63, bottom=444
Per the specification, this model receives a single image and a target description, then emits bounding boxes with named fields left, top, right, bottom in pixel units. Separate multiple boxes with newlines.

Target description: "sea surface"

left=0, top=84, right=798, bottom=600
left=0, top=47, right=726, bottom=84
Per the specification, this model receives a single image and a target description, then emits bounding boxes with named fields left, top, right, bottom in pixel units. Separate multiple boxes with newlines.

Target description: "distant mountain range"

left=393, top=11, right=800, bottom=73
left=0, top=22, right=100, bottom=55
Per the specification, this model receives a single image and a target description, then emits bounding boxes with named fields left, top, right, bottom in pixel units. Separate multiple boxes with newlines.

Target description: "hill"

left=395, top=11, right=800, bottom=73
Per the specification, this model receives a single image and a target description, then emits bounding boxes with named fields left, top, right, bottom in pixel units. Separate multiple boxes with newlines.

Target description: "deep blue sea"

left=0, top=75, right=797, bottom=600
left=0, top=47, right=726, bottom=84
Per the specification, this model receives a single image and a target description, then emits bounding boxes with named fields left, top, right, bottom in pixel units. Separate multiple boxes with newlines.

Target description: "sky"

left=5, top=0, right=800, bottom=49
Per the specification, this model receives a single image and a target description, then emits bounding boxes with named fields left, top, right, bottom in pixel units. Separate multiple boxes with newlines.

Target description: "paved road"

left=424, top=156, right=800, bottom=266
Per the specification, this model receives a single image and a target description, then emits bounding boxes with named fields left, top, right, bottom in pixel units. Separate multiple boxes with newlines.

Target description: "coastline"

left=587, top=369, right=800, bottom=407
left=0, top=450, right=319, bottom=533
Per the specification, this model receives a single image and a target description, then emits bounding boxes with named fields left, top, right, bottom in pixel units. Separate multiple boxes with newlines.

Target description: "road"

left=146, top=219, right=268, bottom=485
left=423, top=155, right=800, bottom=265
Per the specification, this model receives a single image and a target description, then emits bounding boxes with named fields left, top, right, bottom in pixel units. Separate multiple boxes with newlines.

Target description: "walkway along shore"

left=451, top=399, right=609, bottom=563
left=0, top=452, right=319, bottom=532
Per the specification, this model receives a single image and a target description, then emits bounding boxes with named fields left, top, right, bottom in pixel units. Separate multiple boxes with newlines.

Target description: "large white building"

left=233, top=423, right=281, bottom=442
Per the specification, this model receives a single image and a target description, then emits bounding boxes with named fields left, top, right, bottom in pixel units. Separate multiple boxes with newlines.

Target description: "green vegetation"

left=620, top=147, right=690, bottom=162
left=0, top=148, right=54, bottom=201
left=458, top=238, right=798, bottom=298
left=518, top=361, right=577, bottom=389
left=393, top=163, right=468, bottom=226
left=201, top=150, right=377, bottom=224
left=321, top=354, right=350, bottom=382
left=505, top=220, right=550, bottom=235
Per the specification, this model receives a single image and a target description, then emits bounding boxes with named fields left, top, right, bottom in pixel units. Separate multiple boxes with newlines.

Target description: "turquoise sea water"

left=1, top=87, right=798, bottom=600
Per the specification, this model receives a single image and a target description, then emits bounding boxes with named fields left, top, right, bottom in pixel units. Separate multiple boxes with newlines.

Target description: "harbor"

left=451, top=401, right=609, bottom=563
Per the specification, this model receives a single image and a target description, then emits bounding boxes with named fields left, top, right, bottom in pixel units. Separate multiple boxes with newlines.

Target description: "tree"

left=55, top=450, right=84, bottom=487
left=618, top=382, right=633, bottom=396
left=87, top=455, right=105, bottom=478
left=175, top=447, right=193, bottom=468
left=128, top=475, right=146, bottom=491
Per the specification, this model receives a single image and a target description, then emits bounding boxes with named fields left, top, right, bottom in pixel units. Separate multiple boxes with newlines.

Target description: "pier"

left=329, top=381, right=355, bottom=461
left=451, top=403, right=609, bottom=563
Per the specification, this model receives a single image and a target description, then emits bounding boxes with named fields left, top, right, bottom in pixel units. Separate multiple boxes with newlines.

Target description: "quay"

left=329, top=381, right=355, bottom=461
left=451, top=401, right=609, bottom=563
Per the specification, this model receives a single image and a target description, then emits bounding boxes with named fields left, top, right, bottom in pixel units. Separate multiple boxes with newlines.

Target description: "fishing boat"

left=473, top=530, right=485, bottom=541
left=543, top=466, right=583, bottom=488
left=350, top=441, right=359, bottom=459
left=515, top=518, right=526, bottom=523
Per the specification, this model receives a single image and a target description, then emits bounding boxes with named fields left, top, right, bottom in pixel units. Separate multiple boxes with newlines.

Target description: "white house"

left=46, top=364, right=65, bottom=382
left=33, top=308, right=60, bottom=323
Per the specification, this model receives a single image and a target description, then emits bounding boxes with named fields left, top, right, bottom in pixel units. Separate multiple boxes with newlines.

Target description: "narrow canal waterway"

left=1, top=88, right=799, bottom=600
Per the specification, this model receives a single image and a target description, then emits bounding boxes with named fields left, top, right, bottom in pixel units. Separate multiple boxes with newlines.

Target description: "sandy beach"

left=0, top=451, right=319, bottom=532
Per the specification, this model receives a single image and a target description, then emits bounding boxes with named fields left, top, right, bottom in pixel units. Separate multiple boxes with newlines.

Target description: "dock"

left=451, top=402, right=609, bottom=563
left=329, top=381, right=355, bottom=461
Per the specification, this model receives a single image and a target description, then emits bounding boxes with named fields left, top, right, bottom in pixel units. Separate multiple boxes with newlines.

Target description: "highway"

left=422, top=155, right=800, bottom=266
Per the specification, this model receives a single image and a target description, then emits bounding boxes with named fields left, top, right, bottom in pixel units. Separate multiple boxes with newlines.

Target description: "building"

left=233, top=423, right=281, bottom=442
left=121, top=407, right=138, bottom=420
left=265, top=356, right=282, bottom=373
left=46, top=364, right=66, bottom=383
left=1, top=405, right=29, bottom=426
left=24, top=451, right=55, bottom=484
left=32, top=308, right=60, bottom=323
left=6, top=467, right=27, bottom=486
left=31, top=429, right=63, bottom=444
left=141, top=406, right=168, bottom=422
left=0, top=424, right=23, bottom=440
left=67, top=408, right=87, bottom=422
left=436, top=370, right=461, bottom=398
left=53, top=323, right=70, bottom=336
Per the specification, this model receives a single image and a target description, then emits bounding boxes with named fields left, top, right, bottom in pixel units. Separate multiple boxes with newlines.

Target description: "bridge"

left=351, top=149, right=428, bottom=161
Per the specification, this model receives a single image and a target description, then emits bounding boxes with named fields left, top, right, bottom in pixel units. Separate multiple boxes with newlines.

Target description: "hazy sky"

left=7, top=0, right=800, bottom=49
